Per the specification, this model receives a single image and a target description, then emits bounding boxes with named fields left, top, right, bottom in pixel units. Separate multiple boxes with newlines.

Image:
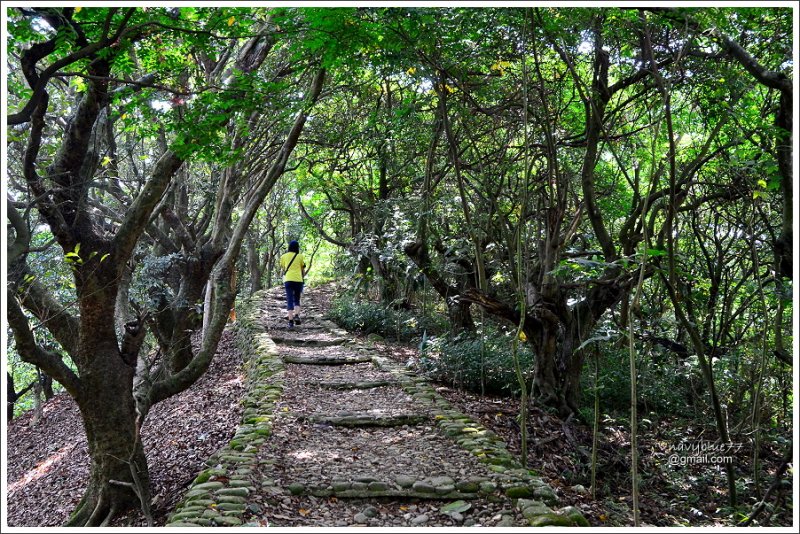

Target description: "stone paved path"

left=166, top=288, right=587, bottom=528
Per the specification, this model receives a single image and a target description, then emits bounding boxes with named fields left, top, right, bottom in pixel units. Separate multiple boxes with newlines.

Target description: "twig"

left=742, top=445, right=792, bottom=526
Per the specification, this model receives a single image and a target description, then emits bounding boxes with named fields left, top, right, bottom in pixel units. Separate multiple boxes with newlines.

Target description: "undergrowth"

left=327, top=295, right=447, bottom=341
left=418, top=328, right=535, bottom=396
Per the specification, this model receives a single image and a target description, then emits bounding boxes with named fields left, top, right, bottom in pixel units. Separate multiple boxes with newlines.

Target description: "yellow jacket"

left=280, top=252, right=305, bottom=283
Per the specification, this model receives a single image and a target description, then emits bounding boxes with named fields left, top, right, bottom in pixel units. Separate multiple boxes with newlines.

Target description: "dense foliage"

left=5, top=5, right=794, bottom=527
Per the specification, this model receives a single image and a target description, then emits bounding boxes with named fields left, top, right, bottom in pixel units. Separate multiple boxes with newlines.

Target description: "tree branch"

left=16, top=277, right=81, bottom=357
left=114, top=150, right=184, bottom=264
left=7, top=291, right=82, bottom=398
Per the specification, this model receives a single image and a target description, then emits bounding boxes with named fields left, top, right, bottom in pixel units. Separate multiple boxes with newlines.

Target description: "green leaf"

left=646, top=248, right=667, bottom=256
left=440, top=501, right=471, bottom=514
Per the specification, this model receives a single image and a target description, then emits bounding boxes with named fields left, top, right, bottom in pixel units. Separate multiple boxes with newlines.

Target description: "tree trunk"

left=247, top=237, right=263, bottom=295
left=527, top=320, right=571, bottom=416
left=67, top=326, right=148, bottom=525
left=7, top=372, right=15, bottom=422
left=40, top=370, right=55, bottom=400
left=447, top=299, right=475, bottom=333
left=774, top=88, right=792, bottom=279
left=404, top=240, right=475, bottom=334
left=69, top=381, right=148, bottom=526
left=64, top=273, right=150, bottom=526
left=464, top=282, right=626, bottom=417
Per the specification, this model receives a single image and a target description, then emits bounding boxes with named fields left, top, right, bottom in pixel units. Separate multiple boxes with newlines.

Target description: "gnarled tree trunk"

left=67, top=272, right=149, bottom=526
left=70, top=372, right=148, bottom=526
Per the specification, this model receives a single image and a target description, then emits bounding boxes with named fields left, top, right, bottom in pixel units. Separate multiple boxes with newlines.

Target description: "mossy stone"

left=505, top=486, right=534, bottom=499
left=519, top=500, right=552, bottom=519
left=181, top=498, right=214, bottom=508
left=217, top=495, right=247, bottom=504
left=478, top=481, right=497, bottom=493
left=455, top=480, right=479, bottom=493
left=332, top=480, right=351, bottom=492
left=193, top=481, right=225, bottom=491
left=213, top=516, right=243, bottom=526
left=488, top=456, right=516, bottom=467
left=193, top=471, right=212, bottom=484
left=288, top=482, right=305, bottom=495
left=394, top=475, right=415, bottom=488
left=169, top=512, right=204, bottom=522
left=533, top=485, right=558, bottom=505
left=184, top=489, right=211, bottom=500
left=557, top=506, right=590, bottom=527
left=368, top=481, right=390, bottom=492
left=216, top=487, right=250, bottom=497
left=411, top=481, right=436, bottom=493
left=528, top=513, right=575, bottom=527
left=216, top=502, right=246, bottom=512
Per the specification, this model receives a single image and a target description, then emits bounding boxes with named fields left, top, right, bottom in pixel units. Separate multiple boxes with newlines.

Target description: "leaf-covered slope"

left=5, top=330, right=245, bottom=527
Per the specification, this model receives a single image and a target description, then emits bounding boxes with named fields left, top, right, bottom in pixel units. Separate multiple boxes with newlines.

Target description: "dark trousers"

left=284, top=281, right=304, bottom=311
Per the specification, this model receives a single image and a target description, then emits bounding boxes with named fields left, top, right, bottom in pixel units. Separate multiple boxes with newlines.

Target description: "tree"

left=6, top=6, right=330, bottom=524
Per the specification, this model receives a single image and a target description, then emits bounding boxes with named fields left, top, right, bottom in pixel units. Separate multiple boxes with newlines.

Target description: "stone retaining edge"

left=166, top=290, right=284, bottom=527
left=372, top=355, right=588, bottom=527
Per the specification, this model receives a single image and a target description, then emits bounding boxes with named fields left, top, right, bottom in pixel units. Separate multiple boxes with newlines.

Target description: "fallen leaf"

left=440, top=500, right=471, bottom=514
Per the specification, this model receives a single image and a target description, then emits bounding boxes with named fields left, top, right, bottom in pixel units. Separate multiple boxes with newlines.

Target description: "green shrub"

left=580, top=345, right=694, bottom=415
left=418, top=328, right=534, bottom=396
left=327, top=296, right=446, bottom=341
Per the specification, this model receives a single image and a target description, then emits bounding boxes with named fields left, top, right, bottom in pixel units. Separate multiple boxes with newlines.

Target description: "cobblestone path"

left=166, top=288, right=588, bottom=528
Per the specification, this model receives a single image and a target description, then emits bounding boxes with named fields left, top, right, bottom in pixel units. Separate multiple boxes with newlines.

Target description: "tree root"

left=64, top=414, right=151, bottom=527
left=85, top=493, right=107, bottom=527
left=65, top=497, right=91, bottom=527
left=99, top=505, right=117, bottom=528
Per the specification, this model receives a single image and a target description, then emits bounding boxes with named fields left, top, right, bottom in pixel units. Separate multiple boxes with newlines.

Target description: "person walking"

left=280, top=240, right=306, bottom=329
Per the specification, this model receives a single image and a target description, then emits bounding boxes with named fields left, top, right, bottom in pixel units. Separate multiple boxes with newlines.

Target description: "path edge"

left=165, top=289, right=284, bottom=527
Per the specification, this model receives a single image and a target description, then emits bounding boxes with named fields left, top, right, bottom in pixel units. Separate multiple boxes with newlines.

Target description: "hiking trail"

left=165, top=287, right=588, bottom=528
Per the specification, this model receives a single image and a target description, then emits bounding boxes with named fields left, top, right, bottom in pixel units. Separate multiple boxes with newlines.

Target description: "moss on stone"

left=213, top=516, right=243, bottom=526
left=557, top=506, right=590, bottom=527
left=455, top=480, right=479, bottom=493
left=505, top=486, right=535, bottom=499
left=528, top=513, right=577, bottom=527
left=215, top=502, right=247, bottom=512
left=193, top=471, right=212, bottom=484
left=216, top=487, right=250, bottom=497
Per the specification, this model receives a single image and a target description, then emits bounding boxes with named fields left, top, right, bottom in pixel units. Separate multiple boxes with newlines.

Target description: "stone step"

left=282, top=355, right=372, bottom=365
left=300, top=412, right=427, bottom=427
left=284, top=475, right=488, bottom=499
left=266, top=324, right=328, bottom=332
left=307, top=379, right=395, bottom=390
left=272, top=336, right=350, bottom=347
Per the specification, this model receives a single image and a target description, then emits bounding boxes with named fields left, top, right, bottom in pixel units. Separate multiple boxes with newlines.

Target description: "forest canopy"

left=3, top=4, right=795, bottom=528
